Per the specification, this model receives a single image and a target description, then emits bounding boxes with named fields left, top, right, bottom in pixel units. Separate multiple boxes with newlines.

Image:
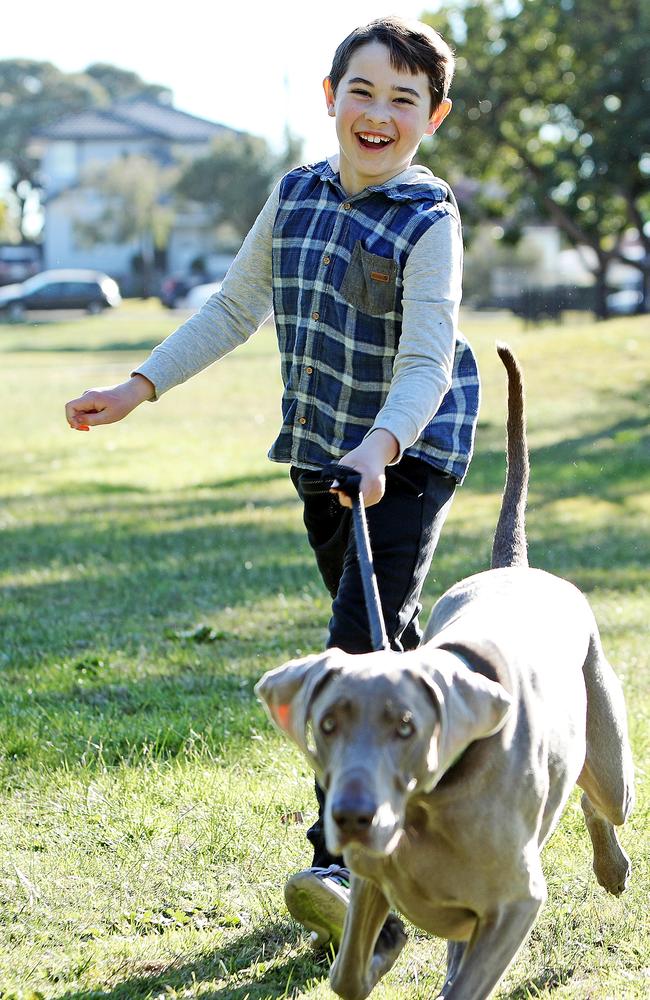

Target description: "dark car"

left=0, top=244, right=42, bottom=286
left=0, top=269, right=121, bottom=319
left=159, top=273, right=200, bottom=308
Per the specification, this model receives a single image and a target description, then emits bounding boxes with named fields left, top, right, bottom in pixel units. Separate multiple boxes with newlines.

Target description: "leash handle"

left=321, top=463, right=390, bottom=652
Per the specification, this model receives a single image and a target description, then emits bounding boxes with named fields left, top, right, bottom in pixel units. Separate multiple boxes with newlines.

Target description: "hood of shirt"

left=319, top=154, right=450, bottom=203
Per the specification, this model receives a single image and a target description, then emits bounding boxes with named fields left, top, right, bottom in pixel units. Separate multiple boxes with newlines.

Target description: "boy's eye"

left=350, top=88, right=371, bottom=97
left=395, top=97, right=415, bottom=106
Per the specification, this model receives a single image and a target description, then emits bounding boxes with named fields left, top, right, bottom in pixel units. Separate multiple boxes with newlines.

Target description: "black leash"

left=321, top=463, right=390, bottom=652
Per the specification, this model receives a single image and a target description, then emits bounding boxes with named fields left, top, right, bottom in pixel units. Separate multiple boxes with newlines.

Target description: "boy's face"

left=323, top=41, right=451, bottom=195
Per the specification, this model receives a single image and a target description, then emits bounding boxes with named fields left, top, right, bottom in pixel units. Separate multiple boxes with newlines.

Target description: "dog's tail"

left=491, top=343, right=530, bottom=569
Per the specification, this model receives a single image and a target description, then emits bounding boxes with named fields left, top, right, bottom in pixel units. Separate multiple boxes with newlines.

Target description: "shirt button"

left=311, top=311, right=319, bottom=321
left=322, top=255, right=331, bottom=265
left=343, top=202, right=352, bottom=210
left=299, top=416, right=307, bottom=425
left=305, top=366, right=314, bottom=375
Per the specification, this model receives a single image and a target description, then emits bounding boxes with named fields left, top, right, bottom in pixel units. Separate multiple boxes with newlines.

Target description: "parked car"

left=159, top=273, right=199, bottom=308
left=0, top=244, right=42, bottom=286
left=160, top=259, right=233, bottom=308
left=180, top=280, right=223, bottom=310
left=0, top=269, right=121, bottom=319
left=606, top=288, right=644, bottom=316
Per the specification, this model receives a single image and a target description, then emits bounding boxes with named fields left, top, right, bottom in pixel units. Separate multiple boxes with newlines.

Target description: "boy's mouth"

left=356, top=132, right=394, bottom=150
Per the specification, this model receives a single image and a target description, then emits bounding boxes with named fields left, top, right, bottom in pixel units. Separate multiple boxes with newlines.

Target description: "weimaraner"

left=256, top=344, right=634, bottom=1000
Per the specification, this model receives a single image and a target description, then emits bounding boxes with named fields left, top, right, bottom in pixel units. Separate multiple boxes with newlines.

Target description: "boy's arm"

left=65, top=184, right=279, bottom=430
left=335, top=212, right=461, bottom=508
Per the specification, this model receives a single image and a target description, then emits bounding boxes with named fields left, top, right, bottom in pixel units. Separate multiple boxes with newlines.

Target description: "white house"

left=30, top=98, right=239, bottom=285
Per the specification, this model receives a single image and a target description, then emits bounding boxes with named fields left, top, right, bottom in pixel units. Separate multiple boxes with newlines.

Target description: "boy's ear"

left=425, top=98, right=452, bottom=135
left=323, top=77, right=336, bottom=116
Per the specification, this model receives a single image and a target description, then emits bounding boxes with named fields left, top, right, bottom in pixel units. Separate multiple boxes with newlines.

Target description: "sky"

left=2, top=0, right=437, bottom=161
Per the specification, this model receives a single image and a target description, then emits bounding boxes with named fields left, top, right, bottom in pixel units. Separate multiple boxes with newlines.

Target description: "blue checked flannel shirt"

left=268, top=160, right=480, bottom=483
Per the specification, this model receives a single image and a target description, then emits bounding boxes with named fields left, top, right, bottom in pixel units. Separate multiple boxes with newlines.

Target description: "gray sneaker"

left=284, top=864, right=350, bottom=948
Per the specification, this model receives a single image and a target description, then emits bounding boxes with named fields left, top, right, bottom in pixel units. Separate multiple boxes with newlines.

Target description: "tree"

left=421, top=0, right=650, bottom=315
left=175, top=131, right=304, bottom=244
left=83, top=64, right=171, bottom=104
left=75, top=156, right=177, bottom=297
left=0, top=60, right=170, bottom=238
left=0, top=195, right=21, bottom=243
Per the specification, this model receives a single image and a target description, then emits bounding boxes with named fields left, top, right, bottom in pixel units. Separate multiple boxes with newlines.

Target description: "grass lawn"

left=0, top=303, right=648, bottom=999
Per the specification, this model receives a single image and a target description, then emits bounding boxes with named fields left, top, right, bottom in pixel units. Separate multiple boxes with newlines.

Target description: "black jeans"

left=290, top=456, right=456, bottom=867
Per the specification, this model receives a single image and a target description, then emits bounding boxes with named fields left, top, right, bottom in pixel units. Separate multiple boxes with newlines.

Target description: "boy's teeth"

left=360, top=134, right=390, bottom=144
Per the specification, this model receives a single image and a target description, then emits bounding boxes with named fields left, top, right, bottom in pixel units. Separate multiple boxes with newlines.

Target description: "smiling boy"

left=65, top=16, right=480, bottom=948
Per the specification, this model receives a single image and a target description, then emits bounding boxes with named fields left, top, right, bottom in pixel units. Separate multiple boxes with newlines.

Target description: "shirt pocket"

left=340, top=240, right=397, bottom=316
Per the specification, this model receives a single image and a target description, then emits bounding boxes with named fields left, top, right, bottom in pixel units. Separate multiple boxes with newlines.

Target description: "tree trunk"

left=140, top=231, right=155, bottom=299
left=639, top=266, right=650, bottom=314
left=593, top=257, right=610, bottom=320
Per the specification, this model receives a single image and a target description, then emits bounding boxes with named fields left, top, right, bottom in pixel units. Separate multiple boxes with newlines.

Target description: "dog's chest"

left=354, top=828, right=492, bottom=940
left=383, top=842, right=479, bottom=940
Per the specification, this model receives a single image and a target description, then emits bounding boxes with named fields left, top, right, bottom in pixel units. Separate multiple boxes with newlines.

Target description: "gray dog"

left=256, top=344, right=634, bottom=1000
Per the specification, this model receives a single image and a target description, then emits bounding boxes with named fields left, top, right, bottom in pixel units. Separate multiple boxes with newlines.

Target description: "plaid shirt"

left=268, top=160, right=479, bottom=482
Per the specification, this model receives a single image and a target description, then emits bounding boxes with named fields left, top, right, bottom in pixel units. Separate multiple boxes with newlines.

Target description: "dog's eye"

left=320, top=715, right=337, bottom=735
left=396, top=716, right=415, bottom=739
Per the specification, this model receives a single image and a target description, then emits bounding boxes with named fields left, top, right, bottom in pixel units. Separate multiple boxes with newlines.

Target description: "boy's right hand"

left=65, top=374, right=155, bottom=431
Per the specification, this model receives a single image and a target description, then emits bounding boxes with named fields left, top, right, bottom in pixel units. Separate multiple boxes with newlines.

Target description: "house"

left=30, top=98, right=240, bottom=289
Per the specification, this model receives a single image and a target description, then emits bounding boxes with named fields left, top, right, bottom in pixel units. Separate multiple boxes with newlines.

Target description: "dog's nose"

left=330, top=793, right=377, bottom=835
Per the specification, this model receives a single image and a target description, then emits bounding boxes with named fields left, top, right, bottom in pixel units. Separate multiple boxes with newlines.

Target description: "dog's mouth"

left=335, top=824, right=403, bottom=859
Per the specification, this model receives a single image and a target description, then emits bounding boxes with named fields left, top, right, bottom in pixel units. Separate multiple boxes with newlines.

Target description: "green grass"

left=0, top=303, right=648, bottom=999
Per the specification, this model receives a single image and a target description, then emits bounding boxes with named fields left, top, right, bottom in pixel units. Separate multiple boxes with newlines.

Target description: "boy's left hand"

left=333, top=429, right=399, bottom=508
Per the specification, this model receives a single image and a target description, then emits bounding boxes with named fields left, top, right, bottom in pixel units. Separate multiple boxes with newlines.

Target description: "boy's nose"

left=365, top=104, right=391, bottom=125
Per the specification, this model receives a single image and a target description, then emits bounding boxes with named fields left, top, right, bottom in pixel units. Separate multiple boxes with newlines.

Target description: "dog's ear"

left=255, top=650, right=342, bottom=758
left=416, top=645, right=513, bottom=785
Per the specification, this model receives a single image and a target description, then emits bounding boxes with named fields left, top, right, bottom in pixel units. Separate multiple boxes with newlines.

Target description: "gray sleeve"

left=133, top=182, right=280, bottom=397
left=367, top=208, right=462, bottom=460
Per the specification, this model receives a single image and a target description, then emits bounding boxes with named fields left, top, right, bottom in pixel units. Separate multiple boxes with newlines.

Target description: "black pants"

left=290, top=456, right=456, bottom=867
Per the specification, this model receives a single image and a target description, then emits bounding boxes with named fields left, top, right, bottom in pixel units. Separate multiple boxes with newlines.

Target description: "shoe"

left=284, top=864, right=350, bottom=948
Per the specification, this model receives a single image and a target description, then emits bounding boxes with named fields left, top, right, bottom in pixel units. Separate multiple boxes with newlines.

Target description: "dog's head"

left=255, top=645, right=512, bottom=857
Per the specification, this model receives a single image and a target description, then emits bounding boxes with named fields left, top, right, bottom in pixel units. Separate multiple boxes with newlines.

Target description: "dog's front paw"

left=329, top=961, right=373, bottom=1000
left=329, top=916, right=407, bottom=1000
left=594, top=847, right=631, bottom=896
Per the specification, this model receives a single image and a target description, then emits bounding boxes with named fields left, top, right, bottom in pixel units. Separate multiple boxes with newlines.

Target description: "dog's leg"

left=578, top=634, right=634, bottom=895
left=580, top=793, right=630, bottom=896
left=436, top=882, right=545, bottom=999
left=329, top=875, right=406, bottom=1000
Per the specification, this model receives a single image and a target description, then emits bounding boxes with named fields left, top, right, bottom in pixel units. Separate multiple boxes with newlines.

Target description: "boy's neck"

left=331, top=153, right=416, bottom=196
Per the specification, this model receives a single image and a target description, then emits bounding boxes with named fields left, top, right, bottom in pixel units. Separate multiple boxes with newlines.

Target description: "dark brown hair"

left=328, top=16, right=455, bottom=113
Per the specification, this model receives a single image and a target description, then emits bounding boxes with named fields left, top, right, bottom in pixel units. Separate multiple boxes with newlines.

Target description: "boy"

left=65, top=16, right=480, bottom=948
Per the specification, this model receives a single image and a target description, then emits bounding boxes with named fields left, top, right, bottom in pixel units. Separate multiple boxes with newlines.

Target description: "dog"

left=256, top=344, right=634, bottom=1000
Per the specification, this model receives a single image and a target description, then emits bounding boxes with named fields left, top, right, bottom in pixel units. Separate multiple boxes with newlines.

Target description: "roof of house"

left=34, top=97, right=235, bottom=143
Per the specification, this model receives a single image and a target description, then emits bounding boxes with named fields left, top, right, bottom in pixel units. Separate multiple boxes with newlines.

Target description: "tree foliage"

left=83, top=64, right=171, bottom=105
left=0, top=59, right=170, bottom=235
left=175, top=131, right=303, bottom=243
left=421, top=0, right=650, bottom=312
left=75, top=156, right=178, bottom=296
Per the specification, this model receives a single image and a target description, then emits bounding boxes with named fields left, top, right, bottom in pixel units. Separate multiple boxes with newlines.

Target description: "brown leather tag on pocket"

left=370, top=271, right=390, bottom=283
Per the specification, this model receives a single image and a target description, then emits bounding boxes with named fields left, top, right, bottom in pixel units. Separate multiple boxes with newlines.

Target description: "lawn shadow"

left=505, top=966, right=575, bottom=998
left=465, top=414, right=649, bottom=504
left=1, top=409, right=648, bottom=671
left=1, top=408, right=647, bottom=771
left=51, top=922, right=580, bottom=1000
left=56, top=922, right=328, bottom=1000
left=10, top=337, right=167, bottom=354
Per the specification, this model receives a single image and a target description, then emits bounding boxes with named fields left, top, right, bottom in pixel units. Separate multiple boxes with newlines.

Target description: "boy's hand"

left=333, top=429, right=399, bottom=508
left=65, top=374, right=154, bottom=431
